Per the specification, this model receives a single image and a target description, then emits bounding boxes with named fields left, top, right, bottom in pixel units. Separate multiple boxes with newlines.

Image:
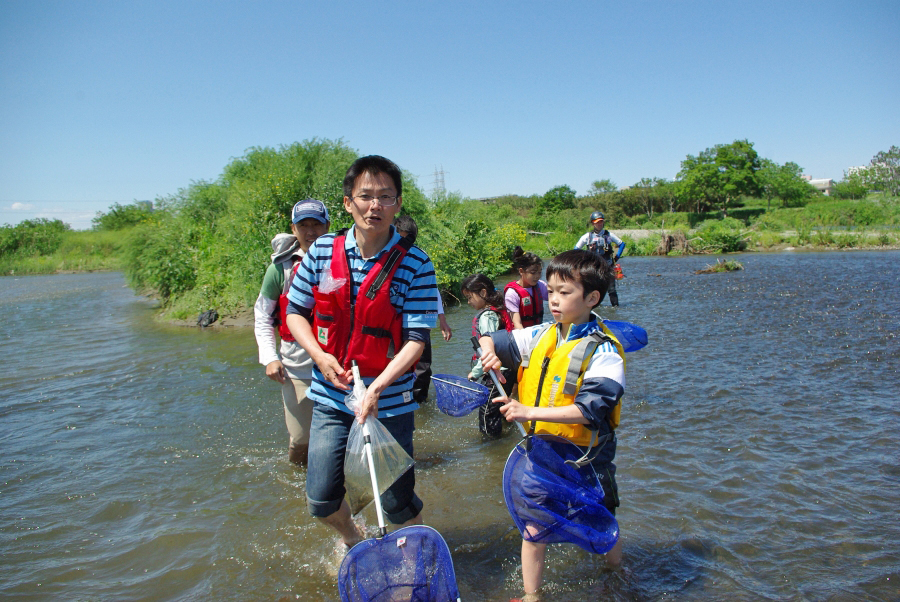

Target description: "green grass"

left=1, top=230, right=125, bottom=275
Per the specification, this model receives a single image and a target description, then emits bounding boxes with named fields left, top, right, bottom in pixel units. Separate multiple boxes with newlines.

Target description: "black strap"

left=360, top=326, right=392, bottom=338
left=364, top=235, right=412, bottom=300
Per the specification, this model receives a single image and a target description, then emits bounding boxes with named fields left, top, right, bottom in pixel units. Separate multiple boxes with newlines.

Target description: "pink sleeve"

left=505, top=287, right=520, bottom=313
left=538, top=280, right=548, bottom=300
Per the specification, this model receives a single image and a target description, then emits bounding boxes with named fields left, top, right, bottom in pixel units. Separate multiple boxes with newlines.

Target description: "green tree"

left=539, top=185, right=577, bottom=213
left=631, top=177, right=677, bottom=217
left=868, top=145, right=900, bottom=196
left=833, top=171, right=869, bottom=200
left=677, top=139, right=761, bottom=216
left=92, top=201, right=155, bottom=230
left=758, top=159, right=815, bottom=209
left=588, top=179, right=617, bottom=195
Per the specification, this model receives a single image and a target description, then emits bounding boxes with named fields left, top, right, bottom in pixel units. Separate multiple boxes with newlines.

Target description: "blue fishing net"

left=602, top=319, right=649, bottom=352
left=432, top=374, right=490, bottom=417
left=338, top=525, right=461, bottom=602
left=503, top=435, right=619, bottom=555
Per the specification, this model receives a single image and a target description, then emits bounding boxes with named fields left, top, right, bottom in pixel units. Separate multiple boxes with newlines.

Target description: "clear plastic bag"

left=318, top=264, right=346, bottom=294
left=343, top=379, right=415, bottom=515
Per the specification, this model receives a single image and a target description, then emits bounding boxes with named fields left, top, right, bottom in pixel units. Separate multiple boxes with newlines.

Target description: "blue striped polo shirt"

left=286, top=225, right=439, bottom=417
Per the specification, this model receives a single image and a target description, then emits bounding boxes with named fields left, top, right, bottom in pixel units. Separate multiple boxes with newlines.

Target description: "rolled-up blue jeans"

left=306, top=402, right=422, bottom=523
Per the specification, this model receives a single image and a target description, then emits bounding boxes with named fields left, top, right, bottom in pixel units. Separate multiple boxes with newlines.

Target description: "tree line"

left=538, top=141, right=900, bottom=223
left=4, top=139, right=897, bottom=317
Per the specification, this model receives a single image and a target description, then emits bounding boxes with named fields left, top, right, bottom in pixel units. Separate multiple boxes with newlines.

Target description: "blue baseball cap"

left=291, top=199, right=330, bottom=224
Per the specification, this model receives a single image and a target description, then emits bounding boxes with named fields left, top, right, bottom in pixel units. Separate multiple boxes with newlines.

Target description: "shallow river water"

left=1, top=251, right=898, bottom=601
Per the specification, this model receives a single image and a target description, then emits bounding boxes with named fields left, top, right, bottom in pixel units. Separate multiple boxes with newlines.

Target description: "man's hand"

left=313, top=353, right=352, bottom=390
left=265, top=360, right=286, bottom=384
left=438, top=314, right=452, bottom=341
left=355, top=387, right=381, bottom=423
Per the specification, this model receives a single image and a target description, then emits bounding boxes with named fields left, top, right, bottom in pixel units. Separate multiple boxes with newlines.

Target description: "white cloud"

left=11, top=202, right=34, bottom=210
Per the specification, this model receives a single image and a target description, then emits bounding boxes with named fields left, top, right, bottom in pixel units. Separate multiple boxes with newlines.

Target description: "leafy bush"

left=123, top=215, right=198, bottom=300
left=751, top=231, right=785, bottom=248
left=813, top=230, right=833, bottom=246
left=693, top=218, right=747, bottom=253
left=620, top=233, right=663, bottom=256
left=123, top=139, right=358, bottom=309
left=834, top=232, right=861, bottom=248
left=0, top=218, right=71, bottom=257
left=426, top=221, right=526, bottom=300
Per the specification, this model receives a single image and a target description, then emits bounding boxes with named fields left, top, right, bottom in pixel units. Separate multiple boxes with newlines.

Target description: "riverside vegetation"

left=2, top=138, right=898, bottom=321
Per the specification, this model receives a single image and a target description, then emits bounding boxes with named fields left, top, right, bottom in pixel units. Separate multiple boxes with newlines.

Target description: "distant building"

left=801, top=175, right=834, bottom=196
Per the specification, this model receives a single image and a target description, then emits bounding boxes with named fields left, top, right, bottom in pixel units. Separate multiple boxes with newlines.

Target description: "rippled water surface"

left=1, top=251, right=898, bottom=601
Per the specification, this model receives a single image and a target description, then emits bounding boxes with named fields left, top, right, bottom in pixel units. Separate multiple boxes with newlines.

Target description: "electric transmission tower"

left=432, top=165, right=446, bottom=200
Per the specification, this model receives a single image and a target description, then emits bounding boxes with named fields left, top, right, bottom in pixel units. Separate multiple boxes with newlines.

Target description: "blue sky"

left=2, top=0, right=897, bottom=230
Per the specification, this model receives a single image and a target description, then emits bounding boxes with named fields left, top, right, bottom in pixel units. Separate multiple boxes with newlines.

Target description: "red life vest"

left=277, top=261, right=301, bottom=342
left=503, top=280, right=544, bottom=329
left=470, top=306, right=513, bottom=360
left=311, top=232, right=413, bottom=377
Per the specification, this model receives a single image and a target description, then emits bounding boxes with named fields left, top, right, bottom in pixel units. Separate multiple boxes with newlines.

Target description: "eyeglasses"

left=351, top=194, right=398, bottom=207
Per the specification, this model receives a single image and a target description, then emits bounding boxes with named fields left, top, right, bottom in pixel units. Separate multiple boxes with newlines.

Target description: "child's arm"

left=497, top=399, right=589, bottom=425
left=499, top=338, right=625, bottom=429
left=477, top=334, right=506, bottom=383
left=477, top=326, right=530, bottom=386
left=468, top=311, right=501, bottom=380
left=571, top=345, right=625, bottom=431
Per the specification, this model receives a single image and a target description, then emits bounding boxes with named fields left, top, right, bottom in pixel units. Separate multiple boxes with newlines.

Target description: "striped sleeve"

left=395, top=244, right=439, bottom=330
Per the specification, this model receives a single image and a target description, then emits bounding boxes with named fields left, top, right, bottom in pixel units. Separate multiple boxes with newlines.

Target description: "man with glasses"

left=284, top=155, right=440, bottom=551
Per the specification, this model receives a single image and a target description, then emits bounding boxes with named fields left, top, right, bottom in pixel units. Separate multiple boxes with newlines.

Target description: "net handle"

left=352, top=362, right=387, bottom=537
left=471, top=337, right=527, bottom=437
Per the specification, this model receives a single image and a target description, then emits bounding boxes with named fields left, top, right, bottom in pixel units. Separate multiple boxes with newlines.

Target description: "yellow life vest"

left=517, top=322, right=626, bottom=447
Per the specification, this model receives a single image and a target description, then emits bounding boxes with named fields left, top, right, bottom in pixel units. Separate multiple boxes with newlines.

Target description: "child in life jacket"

left=253, top=199, right=330, bottom=464
left=504, top=246, right=549, bottom=330
left=478, top=249, right=626, bottom=601
left=461, top=273, right=514, bottom=437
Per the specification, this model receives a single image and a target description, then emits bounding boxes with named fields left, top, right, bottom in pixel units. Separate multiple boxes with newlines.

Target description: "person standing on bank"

left=253, top=199, right=330, bottom=465
left=574, top=211, right=625, bottom=306
left=284, top=156, right=440, bottom=550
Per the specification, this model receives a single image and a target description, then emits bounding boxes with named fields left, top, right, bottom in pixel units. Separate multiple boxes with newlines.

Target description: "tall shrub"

left=123, top=139, right=360, bottom=310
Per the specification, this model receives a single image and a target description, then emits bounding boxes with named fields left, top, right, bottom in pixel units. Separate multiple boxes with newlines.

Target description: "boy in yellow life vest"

left=478, top=249, right=626, bottom=601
